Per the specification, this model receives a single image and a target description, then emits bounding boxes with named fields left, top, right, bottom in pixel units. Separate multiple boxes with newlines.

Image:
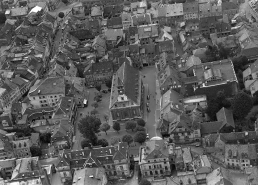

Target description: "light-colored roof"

left=29, top=77, right=65, bottom=96
left=10, top=7, right=28, bottom=17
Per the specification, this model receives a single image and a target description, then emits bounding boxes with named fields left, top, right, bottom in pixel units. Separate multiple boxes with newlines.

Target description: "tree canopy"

left=100, top=123, right=110, bottom=135
left=62, top=0, right=68, bottom=4
left=136, top=125, right=145, bottom=132
left=137, top=119, right=146, bottom=127
left=140, top=179, right=151, bottom=185
left=78, top=116, right=101, bottom=144
left=122, top=134, right=133, bottom=145
left=30, top=146, right=42, bottom=157
left=110, top=136, right=120, bottom=145
left=232, top=91, right=253, bottom=120
left=113, top=122, right=121, bottom=133
left=95, top=84, right=101, bottom=91
left=91, top=102, right=98, bottom=109
left=105, top=79, right=112, bottom=88
left=134, top=131, right=146, bottom=144
left=125, top=121, right=136, bottom=131
left=0, top=13, right=6, bottom=24
left=97, top=138, right=109, bottom=147
left=58, top=12, right=65, bottom=18
left=81, top=139, right=92, bottom=148
left=206, top=91, right=231, bottom=120
left=40, top=133, right=51, bottom=143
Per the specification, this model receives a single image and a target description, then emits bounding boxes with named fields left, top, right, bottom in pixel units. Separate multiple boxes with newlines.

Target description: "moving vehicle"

left=147, top=107, right=150, bottom=112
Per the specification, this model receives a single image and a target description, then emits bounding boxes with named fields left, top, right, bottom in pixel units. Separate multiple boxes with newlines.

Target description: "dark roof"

left=84, top=61, right=114, bottom=76
left=199, top=17, right=217, bottom=30
left=128, top=44, right=139, bottom=53
left=54, top=97, right=75, bottom=117
left=70, top=29, right=94, bottom=40
left=107, top=17, right=122, bottom=27
left=222, top=2, right=238, bottom=11
left=115, top=62, right=140, bottom=104
left=0, top=114, right=13, bottom=130
left=56, top=142, right=128, bottom=168
left=103, top=5, right=123, bottom=18
left=205, top=131, right=258, bottom=145
left=158, top=40, right=174, bottom=53
left=216, top=107, right=235, bottom=128
left=215, top=22, right=231, bottom=33
left=129, top=26, right=138, bottom=37
left=200, top=121, right=224, bottom=135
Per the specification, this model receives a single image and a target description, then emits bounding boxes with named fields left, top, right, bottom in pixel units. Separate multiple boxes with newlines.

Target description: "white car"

left=146, top=133, right=149, bottom=139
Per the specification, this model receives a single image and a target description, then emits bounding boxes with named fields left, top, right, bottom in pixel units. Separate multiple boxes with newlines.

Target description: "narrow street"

left=141, top=66, right=162, bottom=139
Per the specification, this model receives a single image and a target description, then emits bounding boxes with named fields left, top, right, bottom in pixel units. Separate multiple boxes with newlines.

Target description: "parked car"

left=147, top=95, right=150, bottom=100
left=102, top=90, right=108, bottom=93
left=146, top=133, right=149, bottom=139
left=146, top=102, right=149, bottom=107
left=89, top=85, right=95, bottom=88
left=147, top=107, right=150, bottom=112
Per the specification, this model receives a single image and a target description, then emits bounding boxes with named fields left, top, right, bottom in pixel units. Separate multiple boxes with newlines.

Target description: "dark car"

left=102, top=90, right=108, bottom=93
left=147, top=95, right=150, bottom=100
left=147, top=107, right=150, bottom=112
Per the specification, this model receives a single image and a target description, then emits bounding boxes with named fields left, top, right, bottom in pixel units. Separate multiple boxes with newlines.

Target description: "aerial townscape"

left=1, top=0, right=258, bottom=184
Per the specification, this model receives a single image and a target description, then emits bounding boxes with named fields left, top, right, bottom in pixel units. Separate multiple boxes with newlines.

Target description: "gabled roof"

left=216, top=107, right=235, bottom=128
left=53, top=97, right=75, bottom=117
left=200, top=121, right=224, bottom=135
left=29, top=77, right=65, bottom=96
left=110, top=62, right=141, bottom=108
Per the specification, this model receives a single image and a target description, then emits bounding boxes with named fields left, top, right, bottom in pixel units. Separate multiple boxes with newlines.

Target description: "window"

left=121, top=97, right=124, bottom=101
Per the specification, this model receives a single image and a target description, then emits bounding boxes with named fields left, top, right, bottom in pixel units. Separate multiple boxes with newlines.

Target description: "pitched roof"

left=107, top=17, right=122, bottom=27
left=144, top=140, right=169, bottom=160
left=110, top=62, right=141, bottom=108
left=225, top=143, right=257, bottom=160
left=56, top=143, right=128, bottom=168
left=200, top=121, right=224, bottom=135
left=216, top=107, right=235, bottom=128
left=29, top=77, right=65, bottom=96
left=204, top=131, right=258, bottom=145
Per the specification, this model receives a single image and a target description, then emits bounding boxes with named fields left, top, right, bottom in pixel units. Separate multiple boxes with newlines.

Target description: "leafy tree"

left=58, top=12, right=65, bottom=18
left=105, top=79, right=112, bottom=88
left=217, top=43, right=230, bottom=59
left=100, top=123, right=110, bottom=135
left=140, top=179, right=151, bottom=185
left=97, top=138, right=109, bottom=147
left=104, top=114, right=109, bottom=123
left=91, top=109, right=98, bottom=115
left=95, top=84, right=101, bottom=91
left=0, top=13, right=6, bottom=24
left=206, top=91, right=231, bottom=121
left=125, top=121, right=136, bottom=131
left=40, top=133, right=51, bottom=143
left=62, top=0, right=68, bottom=4
left=91, top=102, right=98, bottom=109
left=122, top=134, right=133, bottom=145
left=232, top=91, right=253, bottom=120
left=137, top=119, right=146, bottom=127
left=81, top=139, right=92, bottom=148
left=30, top=146, right=42, bottom=157
left=134, top=131, right=146, bottom=144
left=78, top=116, right=101, bottom=143
left=110, top=136, right=120, bottom=145
left=94, top=96, right=101, bottom=102
left=136, top=125, right=145, bottom=132
left=113, top=122, right=121, bottom=133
